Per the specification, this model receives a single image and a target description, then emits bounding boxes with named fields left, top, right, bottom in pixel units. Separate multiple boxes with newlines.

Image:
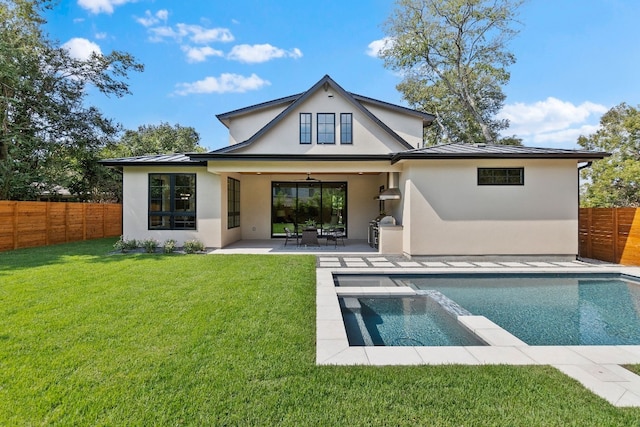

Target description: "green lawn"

left=1, top=238, right=640, bottom=426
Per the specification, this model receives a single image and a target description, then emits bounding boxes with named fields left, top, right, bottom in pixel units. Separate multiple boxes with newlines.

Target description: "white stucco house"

left=101, top=75, right=607, bottom=258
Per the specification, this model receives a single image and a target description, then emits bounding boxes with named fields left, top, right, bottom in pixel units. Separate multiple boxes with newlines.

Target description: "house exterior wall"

left=359, top=102, right=424, bottom=149
left=228, top=90, right=415, bottom=155
left=401, top=159, right=579, bottom=257
left=122, top=166, right=222, bottom=248
left=226, top=104, right=288, bottom=145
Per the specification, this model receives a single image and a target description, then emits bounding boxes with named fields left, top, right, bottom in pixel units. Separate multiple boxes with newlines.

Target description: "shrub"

left=163, top=239, right=177, bottom=254
left=141, top=238, right=159, bottom=253
left=183, top=239, right=205, bottom=254
left=114, top=236, right=139, bottom=253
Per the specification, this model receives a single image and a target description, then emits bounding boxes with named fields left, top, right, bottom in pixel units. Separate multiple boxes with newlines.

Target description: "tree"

left=97, top=123, right=205, bottom=202
left=380, top=0, right=523, bottom=145
left=0, top=0, right=143, bottom=200
left=104, top=122, right=206, bottom=158
left=578, top=103, right=640, bottom=207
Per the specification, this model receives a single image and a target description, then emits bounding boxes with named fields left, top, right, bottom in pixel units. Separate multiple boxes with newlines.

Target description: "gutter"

left=578, top=161, right=593, bottom=171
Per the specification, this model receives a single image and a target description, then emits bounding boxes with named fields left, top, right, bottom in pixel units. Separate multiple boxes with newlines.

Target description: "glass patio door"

left=271, top=182, right=346, bottom=237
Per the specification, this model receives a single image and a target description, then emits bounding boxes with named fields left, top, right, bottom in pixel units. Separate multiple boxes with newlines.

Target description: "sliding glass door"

left=271, top=182, right=347, bottom=237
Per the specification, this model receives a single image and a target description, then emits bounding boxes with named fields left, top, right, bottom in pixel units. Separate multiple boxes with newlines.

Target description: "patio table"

left=300, top=228, right=320, bottom=246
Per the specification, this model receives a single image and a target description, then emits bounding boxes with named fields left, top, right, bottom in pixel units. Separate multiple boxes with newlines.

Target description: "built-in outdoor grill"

left=368, top=214, right=396, bottom=249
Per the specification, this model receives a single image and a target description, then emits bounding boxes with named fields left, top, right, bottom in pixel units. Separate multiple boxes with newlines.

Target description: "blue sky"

left=44, top=0, right=640, bottom=151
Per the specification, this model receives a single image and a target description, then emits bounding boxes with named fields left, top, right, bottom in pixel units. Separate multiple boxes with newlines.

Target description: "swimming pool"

left=336, top=273, right=640, bottom=346
left=340, top=295, right=485, bottom=346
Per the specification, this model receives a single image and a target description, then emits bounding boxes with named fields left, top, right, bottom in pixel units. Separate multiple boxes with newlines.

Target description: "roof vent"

left=474, top=143, right=487, bottom=147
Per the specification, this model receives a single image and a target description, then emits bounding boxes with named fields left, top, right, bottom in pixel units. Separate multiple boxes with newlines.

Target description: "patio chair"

left=325, top=227, right=345, bottom=248
left=284, top=227, right=299, bottom=247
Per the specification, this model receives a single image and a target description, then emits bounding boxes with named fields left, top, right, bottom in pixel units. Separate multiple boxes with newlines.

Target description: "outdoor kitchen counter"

left=378, top=225, right=403, bottom=254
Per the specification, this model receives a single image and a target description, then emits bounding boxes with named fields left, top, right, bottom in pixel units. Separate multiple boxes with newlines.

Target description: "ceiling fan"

left=295, top=172, right=320, bottom=182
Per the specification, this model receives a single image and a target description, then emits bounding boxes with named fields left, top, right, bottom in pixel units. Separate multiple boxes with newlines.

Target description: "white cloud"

left=156, top=9, right=169, bottom=22
left=176, top=24, right=234, bottom=44
left=498, top=97, right=608, bottom=147
left=95, top=32, right=107, bottom=40
left=136, top=9, right=168, bottom=27
left=174, top=73, right=270, bottom=95
left=227, top=44, right=302, bottom=64
left=77, top=0, right=134, bottom=15
left=148, top=23, right=234, bottom=44
left=366, top=37, right=393, bottom=58
left=62, top=37, right=102, bottom=60
left=181, top=45, right=224, bottom=63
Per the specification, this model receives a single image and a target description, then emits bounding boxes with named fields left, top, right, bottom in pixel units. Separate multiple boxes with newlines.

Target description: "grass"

left=1, top=238, right=640, bottom=425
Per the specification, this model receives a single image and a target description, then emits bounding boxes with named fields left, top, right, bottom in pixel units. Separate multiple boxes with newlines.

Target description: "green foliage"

left=103, top=122, right=206, bottom=159
left=183, top=239, right=205, bottom=254
left=140, top=238, right=159, bottom=253
left=579, top=103, right=640, bottom=207
left=1, top=239, right=640, bottom=425
left=381, top=0, right=523, bottom=145
left=0, top=0, right=143, bottom=201
left=113, top=236, right=138, bottom=252
left=163, top=239, right=177, bottom=253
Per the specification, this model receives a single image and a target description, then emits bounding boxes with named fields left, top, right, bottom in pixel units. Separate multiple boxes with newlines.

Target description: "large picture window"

left=478, top=168, right=524, bottom=185
left=149, top=173, right=196, bottom=230
left=340, top=113, right=352, bottom=144
left=228, top=177, right=240, bottom=229
left=317, top=113, right=335, bottom=144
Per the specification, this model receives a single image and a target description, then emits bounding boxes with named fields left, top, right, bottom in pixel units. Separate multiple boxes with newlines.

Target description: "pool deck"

left=315, top=256, right=640, bottom=407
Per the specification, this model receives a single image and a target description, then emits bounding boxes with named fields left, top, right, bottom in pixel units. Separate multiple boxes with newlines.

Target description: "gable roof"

left=390, top=143, right=610, bottom=164
left=210, top=75, right=435, bottom=154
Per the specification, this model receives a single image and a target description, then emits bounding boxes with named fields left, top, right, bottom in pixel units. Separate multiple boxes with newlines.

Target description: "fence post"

left=586, top=208, right=593, bottom=259
left=45, top=202, right=50, bottom=246
left=82, top=203, right=87, bottom=241
left=612, top=208, right=619, bottom=263
left=12, top=201, right=18, bottom=250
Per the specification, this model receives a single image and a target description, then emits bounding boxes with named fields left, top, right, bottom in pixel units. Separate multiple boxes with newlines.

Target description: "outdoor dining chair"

left=284, top=227, right=300, bottom=247
left=325, top=227, right=345, bottom=248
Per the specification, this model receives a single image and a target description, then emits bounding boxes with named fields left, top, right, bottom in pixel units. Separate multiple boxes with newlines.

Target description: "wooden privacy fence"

left=0, top=201, right=122, bottom=252
left=579, top=207, right=640, bottom=266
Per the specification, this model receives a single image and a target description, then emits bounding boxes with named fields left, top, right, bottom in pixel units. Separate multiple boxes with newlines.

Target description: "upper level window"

left=340, top=113, right=352, bottom=144
left=228, top=177, right=240, bottom=229
left=317, top=113, right=335, bottom=144
left=149, top=173, right=196, bottom=230
left=300, top=113, right=311, bottom=144
left=478, top=168, right=524, bottom=185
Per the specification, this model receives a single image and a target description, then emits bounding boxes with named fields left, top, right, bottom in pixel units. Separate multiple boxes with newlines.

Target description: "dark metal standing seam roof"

left=99, top=153, right=207, bottom=167
left=98, top=144, right=609, bottom=166
left=390, top=143, right=610, bottom=164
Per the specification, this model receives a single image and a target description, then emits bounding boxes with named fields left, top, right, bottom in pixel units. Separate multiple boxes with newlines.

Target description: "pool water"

left=337, top=273, right=640, bottom=346
left=340, top=296, right=486, bottom=346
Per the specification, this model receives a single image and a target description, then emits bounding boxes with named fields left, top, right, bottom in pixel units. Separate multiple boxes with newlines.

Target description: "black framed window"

left=340, top=113, right=352, bottom=144
left=228, top=177, right=240, bottom=229
left=271, top=181, right=347, bottom=238
left=149, top=173, right=196, bottom=230
left=478, top=168, right=524, bottom=185
left=300, top=113, right=312, bottom=144
left=317, top=113, right=335, bottom=144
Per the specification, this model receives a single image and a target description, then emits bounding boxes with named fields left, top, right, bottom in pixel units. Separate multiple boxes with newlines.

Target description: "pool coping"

left=316, top=264, right=640, bottom=407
